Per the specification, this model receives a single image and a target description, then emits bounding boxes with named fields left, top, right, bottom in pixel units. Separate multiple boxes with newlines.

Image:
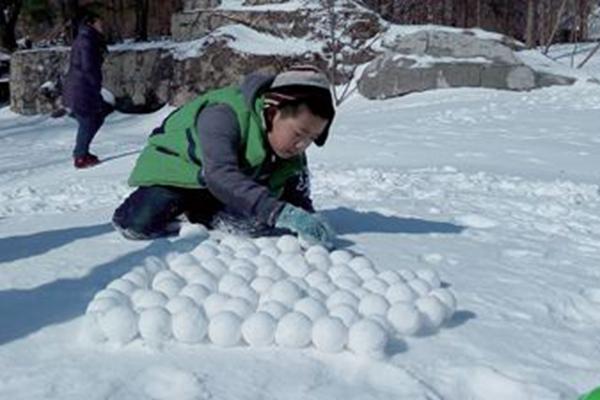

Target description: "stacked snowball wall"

left=82, top=232, right=457, bottom=358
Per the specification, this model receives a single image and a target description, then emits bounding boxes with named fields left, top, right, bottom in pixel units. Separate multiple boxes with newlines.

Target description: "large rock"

left=9, top=40, right=325, bottom=115
left=358, top=30, right=576, bottom=99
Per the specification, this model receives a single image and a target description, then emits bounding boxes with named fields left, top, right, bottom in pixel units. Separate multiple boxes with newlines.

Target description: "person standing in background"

left=63, top=12, right=110, bottom=169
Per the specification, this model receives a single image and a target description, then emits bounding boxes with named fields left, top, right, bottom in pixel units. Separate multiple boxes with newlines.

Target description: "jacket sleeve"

left=280, top=166, right=315, bottom=213
left=197, top=104, right=285, bottom=226
left=79, top=38, right=103, bottom=91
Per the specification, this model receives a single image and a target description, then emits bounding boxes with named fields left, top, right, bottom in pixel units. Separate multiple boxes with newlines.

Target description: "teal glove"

left=275, top=204, right=336, bottom=248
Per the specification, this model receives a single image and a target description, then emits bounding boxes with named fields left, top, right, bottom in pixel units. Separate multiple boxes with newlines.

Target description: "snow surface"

left=1, top=45, right=600, bottom=399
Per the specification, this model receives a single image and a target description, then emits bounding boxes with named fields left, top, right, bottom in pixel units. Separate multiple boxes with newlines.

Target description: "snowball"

left=223, top=297, right=254, bottom=319
left=356, top=267, right=377, bottom=280
left=153, top=270, right=183, bottom=286
left=305, top=270, right=331, bottom=287
left=256, top=264, right=285, bottom=280
left=369, top=314, right=393, bottom=332
left=329, top=304, right=360, bottom=328
left=258, top=301, right=289, bottom=320
left=330, top=250, right=353, bottom=264
left=305, top=253, right=332, bottom=271
left=121, top=270, right=149, bottom=288
left=203, top=293, right=231, bottom=318
left=241, top=312, right=277, bottom=347
left=94, top=288, right=130, bottom=306
left=387, top=303, right=423, bottom=336
left=233, top=285, right=259, bottom=305
left=278, top=254, right=310, bottom=278
left=385, top=283, right=418, bottom=303
left=287, top=277, right=309, bottom=292
left=378, top=270, right=403, bottom=285
left=217, top=273, right=246, bottom=295
left=236, top=247, right=260, bottom=259
left=276, top=235, right=302, bottom=253
left=347, top=318, right=388, bottom=359
left=139, top=307, right=172, bottom=344
left=153, top=277, right=185, bottom=298
left=335, top=275, right=362, bottom=290
left=165, top=296, right=197, bottom=314
left=191, top=244, right=219, bottom=260
left=305, top=244, right=329, bottom=259
left=358, top=294, right=390, bottom=317
left=315, top=282, right=337, bottom=296
left=87, top=296, right=121, bottom=314
left=144, top=256, right=168, bottom=275
left=294, top=297, right=328, bottom=321
left=398, top=269, right=416, bottom=281
left=353, top=287, right=370, bottom=299
left=252, top=254, right=278, bottom=268
left=275, top=312, right=313, bottom=348
left=254, top=237, right=275, bottom=249
left=430, top=288, right=457, bottom=318
left=217, top=253, right=236, bottom=265
left=362, top=278, right=389, bottom=294
left=178, top=222, right=209, bottom=240
left=208, top=311, right=242, bottom=347
left=326, top=290, right=360, bottom=310
left=131, top=289, right=168, bottom=311
left=169, top=253, right=201, bottom=277
left=260, top=246, right=281, bottom=260
left=328, top=265, right=354, bottom=280
left=348, top=256, right=375, bottom=271
left=223, top=235, right=257, bottom=252
left=306, top=287, right=327, bottom=303
left=407, top=279, right=432, bottom=296
left=415, top=296, right=447, bottom=331
left=231, top=267, right=256, bottom=283
left=231, top=258, right=256, bottom=271
left=312, top=316, right=348, bottom=353
left=179, top=284, right=211, bottom=305
left=98, top=305, right=139, bottom=345
left=250, top=277, right=274, bottom=294
left=186, top=269, right=217, bottom=292
left=201, top=258, right=228, bottom=278
left=267, top=280, right=304, bottom=307
left=416, top=269, right=442, bottom=289
left=79, top=313, right=106, bottom=343
left=217, top=244, right=235, bottom=256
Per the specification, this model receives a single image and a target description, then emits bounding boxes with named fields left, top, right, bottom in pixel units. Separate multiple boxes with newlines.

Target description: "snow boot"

left=74, top=153, right=100, bottom=169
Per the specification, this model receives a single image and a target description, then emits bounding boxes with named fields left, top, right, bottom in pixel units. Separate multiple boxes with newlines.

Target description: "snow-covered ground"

left=2, top=51, right=600, bottom=399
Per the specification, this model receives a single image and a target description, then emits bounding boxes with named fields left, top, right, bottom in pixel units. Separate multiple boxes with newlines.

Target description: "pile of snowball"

left=82, top=232, right=457, bottom=358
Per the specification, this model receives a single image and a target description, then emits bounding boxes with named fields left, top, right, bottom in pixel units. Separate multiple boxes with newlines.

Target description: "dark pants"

left=72, top=102, right=113, bottom=157
left=112, top=186, right=279, bottom=240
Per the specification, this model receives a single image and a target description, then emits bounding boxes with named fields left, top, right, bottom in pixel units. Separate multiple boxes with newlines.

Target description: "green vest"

left=128, top=86, right=305, bottom=196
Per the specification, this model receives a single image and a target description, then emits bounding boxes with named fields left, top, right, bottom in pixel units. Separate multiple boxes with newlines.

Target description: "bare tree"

left=543, top=0, right=569, bottom=54
left=0, top=0, right=22, bottom=52
left=525, top=0, right=536, bottom=47
left=135, top=0, right=150, bottom=41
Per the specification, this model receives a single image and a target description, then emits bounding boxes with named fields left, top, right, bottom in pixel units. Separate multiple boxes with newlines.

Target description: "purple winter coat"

left=62, top=24, right=107, bottom=116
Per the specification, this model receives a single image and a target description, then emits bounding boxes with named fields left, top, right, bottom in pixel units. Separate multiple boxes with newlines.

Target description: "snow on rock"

left=83, top=232, right=458, bottom=357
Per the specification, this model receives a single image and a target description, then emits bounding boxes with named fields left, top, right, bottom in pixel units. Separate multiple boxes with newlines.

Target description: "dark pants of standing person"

left=112, top=186, right=282, bottom=240
left=72, top=112, right=106, bottom=158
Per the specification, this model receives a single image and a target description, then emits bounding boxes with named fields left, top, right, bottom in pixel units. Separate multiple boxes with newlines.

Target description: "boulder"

left=358, top=30, right=576, bottom=99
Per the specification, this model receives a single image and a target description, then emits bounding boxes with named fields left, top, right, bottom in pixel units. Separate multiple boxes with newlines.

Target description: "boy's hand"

left=275, top=204, right=336, bottom=248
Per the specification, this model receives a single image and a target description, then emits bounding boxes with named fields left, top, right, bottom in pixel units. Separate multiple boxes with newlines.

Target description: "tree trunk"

left=526, top=0, right=536, bottom=47
left=135, top=0, right=150, bottom=41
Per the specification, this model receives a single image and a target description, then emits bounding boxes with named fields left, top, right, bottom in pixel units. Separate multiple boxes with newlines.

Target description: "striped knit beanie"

left=264, top=65, right=334, bottom=147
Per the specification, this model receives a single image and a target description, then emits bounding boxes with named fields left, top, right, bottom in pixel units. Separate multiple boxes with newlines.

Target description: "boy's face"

left=268, top=105, right=328, bottom=159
